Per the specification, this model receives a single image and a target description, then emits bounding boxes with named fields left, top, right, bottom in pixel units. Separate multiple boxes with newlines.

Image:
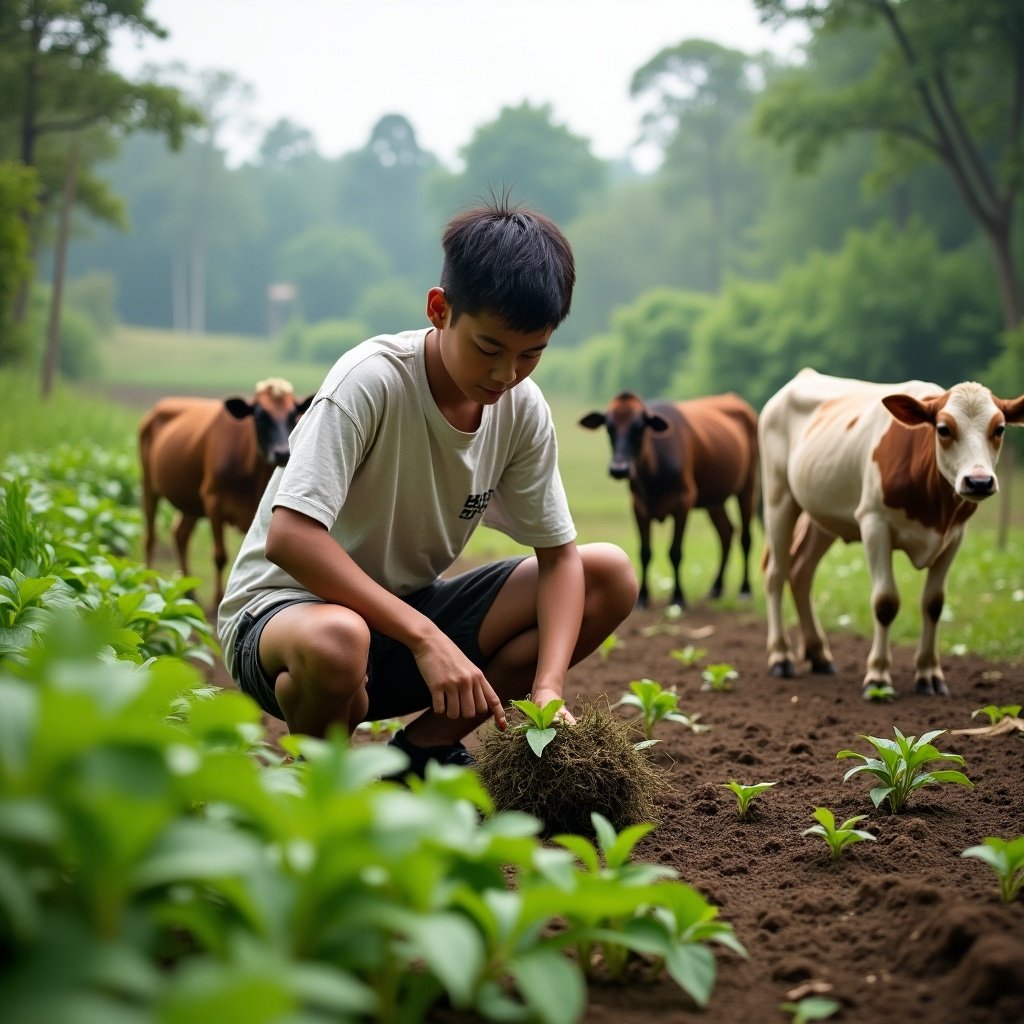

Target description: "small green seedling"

left=598, top=632, right=621, bottom=660
left=509, top=697, right=565, bottom=757
left=802, top=807, right=876, bottom=863
left=961, top=835, right=1024, bottom=902
left=837, top=727, right=973, bottom=813
left=779, top=995, right=841, bottom=1023
left=355, top=717, right=402, bottom=739
left=701, top=663, right=738, bottom=692
left=670, top=644, right=707, bottom=668
left=614, top=677, right=709, bottom=740
left=723, top=780, right=776, bottom=819
left=862, top=684, right=895, bottom=703
left=971, top=704, right=1022, bottom=725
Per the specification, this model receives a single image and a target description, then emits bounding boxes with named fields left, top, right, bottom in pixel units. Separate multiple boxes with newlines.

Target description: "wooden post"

left=997, top=441, right=1013, bottom=551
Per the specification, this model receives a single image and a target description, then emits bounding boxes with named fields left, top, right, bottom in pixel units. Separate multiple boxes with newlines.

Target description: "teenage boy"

left=218, top=199, right=638, bottom=776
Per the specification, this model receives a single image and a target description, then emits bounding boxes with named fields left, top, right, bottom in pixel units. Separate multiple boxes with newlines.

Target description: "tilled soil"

left=212, top=600, right=1023, bottom=1024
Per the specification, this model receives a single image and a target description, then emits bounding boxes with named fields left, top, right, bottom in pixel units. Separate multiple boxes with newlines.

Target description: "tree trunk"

left=987, top=223, right=1022, bottom=332
left=41, top=135, right=80, bottom=399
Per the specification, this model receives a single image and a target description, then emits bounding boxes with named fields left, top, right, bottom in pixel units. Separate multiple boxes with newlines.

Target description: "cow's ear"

left=579, top=412, right=606, bottom=430
left=995, top=394, right=1024, bottom=424
left=224, top=397, right=255, bottom=420
left=882, top=393, right=934, bottom=426
left=297, top=394, right=315, bottom=414
left=646, top=414, right=670, bottom=433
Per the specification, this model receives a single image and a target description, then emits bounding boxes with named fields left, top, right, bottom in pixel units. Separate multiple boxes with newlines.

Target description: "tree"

left=754, top=0, right=1024, bottom=330
left=439, top=102, right=607, bottom=226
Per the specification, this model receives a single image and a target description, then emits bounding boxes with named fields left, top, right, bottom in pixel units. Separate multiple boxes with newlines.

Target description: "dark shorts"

left=231, top=556, right=526, bottom=722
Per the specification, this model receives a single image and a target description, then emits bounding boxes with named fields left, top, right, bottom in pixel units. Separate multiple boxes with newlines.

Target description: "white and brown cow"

left=580, top=391, right=760, bottom=609
left=139, top=378, right=313, bottom=607
left=760, top=368, right=1024, bottom=696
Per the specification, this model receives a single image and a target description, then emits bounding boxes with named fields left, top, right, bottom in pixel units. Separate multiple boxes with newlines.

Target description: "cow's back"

left=671, top=394, right=758, bottom=505
left=141, top=398, right=223, bottom=518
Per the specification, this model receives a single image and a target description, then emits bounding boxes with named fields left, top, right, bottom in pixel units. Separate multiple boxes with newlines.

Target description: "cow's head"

left=883, top=382, right=1024, bottom=501
left=225, top=377, right=315, bottom=467
left=579, top=392, right=669, bottom=480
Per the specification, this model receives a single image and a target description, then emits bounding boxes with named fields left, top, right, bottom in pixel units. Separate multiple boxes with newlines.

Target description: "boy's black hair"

left=439, top=195, right=575, bottom=333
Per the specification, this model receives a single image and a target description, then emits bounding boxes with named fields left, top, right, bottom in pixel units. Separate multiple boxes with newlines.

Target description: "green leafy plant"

left=862, top=683, right=895, bottom=702
left=670, top=644, right=707, bottom=667
left=598, top=632, right=620, bottom=660
left=701, top=663, right=738, bottom=692
left=837, top=727, right=973, bottom=813
left=802, top=807, right=876, bottom=863
left=779, top=995, right=842, bottom=1023
left=723, top=780, right=776, bottom=820
left=961, top=835, right=1024, bottom=902
left=355, top=717, right=403, bottom=739
left=613, top=677, right=708, bottom=740
left=509, top=697, right=565, bottom=757
left=971, top=703, right=1022, bottom=725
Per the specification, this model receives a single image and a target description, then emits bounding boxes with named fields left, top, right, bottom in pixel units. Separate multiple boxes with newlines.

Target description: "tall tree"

left=754, top=0, right=1024, bottom=330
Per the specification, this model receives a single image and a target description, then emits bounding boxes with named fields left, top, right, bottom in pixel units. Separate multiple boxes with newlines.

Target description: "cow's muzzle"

left=609, top=464, right=630, bottom=480
left=959, top=473, right=996, bottom=499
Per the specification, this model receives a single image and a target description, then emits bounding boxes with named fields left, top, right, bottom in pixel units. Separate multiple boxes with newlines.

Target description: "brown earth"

left=205, top=600, right=1023, bottom=1024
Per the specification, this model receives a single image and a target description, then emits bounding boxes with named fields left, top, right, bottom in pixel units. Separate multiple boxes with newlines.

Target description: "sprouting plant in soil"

left=355, top=717, right=402, bottom=739
left=779, top=995, right=841, bottom=1023
left=802, top=807, right=876, bottom=863
left=614, top=677, right=708, bottom=740
left=670, top=644, right=707, bottom=668
left=837, top=727, right=973, bottom=813
left=723, top=780, right=776, bottom=819
left=863, top=683, right=895, bottom=702
left=701, top=663, right=738, bottom=692
left=971, top=703, right=1021, bottom=725
left=598, top=632, right=621, bottom=660
left=961, top=835, right=1024, bottom=902
left=509, top=697, right=565, bottom=757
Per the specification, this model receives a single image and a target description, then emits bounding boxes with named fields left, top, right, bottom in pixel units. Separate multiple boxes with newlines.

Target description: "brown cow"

left=580, top=392, right=760, bottom=608
left=139, top=377, right=313, bottom=607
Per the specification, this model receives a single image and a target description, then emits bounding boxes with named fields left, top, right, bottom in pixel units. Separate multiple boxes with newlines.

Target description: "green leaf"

left=663, top=941, right=716, bottom=1007
left=526, top=726, right=556, bottom=758
left=509, top=947, right=585, bottom=1024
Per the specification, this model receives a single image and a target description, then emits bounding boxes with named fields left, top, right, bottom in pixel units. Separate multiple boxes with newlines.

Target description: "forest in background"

left=1, top=0, right=1023, bottom=410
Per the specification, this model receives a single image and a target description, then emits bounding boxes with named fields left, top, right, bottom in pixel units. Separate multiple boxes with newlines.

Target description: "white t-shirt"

left=217, top=329, right=576, bottom=675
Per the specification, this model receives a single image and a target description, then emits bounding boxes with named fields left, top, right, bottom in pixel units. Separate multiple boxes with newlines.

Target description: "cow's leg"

left=789, top=518, right=836, bottom=673
left=859, top=513, right=899, bottom=697
left=914, top=537, right=963, bottom=696
left=635, top=508, right=654, bottom=608
left=141, top=479, right=159, bottom=568
left=667, top=505, right=689, bottom=608
left=172, top=512, right=198, bottom=580
left=207, top=512, right=230, bottom=609
left=762, top=487, right=801, bottom=678
left=735, top=482, right=756, bottom=598
left=705, top=504, right=733, bottom=600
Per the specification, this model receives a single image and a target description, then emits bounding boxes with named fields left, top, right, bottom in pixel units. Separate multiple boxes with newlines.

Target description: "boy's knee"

left=584, top=543, right=639, bottom=611
left=296, top=609, right=371, bottom=694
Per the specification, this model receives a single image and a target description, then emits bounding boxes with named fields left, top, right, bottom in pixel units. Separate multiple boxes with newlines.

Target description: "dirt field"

left=205, top=599, right=1024, bottom=1024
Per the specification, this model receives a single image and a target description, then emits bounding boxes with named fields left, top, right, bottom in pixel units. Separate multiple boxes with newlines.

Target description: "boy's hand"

left=413, top=634, right=507, bottom=731
left=530, top=686, right=576, bottom=725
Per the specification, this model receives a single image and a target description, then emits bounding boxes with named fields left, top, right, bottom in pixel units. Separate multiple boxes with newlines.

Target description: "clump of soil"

left=475, top=701, right=664, bottom=837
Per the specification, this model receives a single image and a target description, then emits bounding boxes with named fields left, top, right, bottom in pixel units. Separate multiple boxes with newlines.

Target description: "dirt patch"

left=206, top=602, right=1024, bottom=1023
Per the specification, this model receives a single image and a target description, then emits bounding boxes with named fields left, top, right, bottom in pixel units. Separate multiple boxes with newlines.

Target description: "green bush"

left=65, top=272, right=119, bottom=337
left=305, top=318, right=369, bottom=364
left=0, top=161, right=38, bottom=367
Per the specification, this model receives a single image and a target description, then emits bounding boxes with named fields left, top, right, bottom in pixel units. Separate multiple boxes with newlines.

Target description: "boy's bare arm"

left=529, top=542, right=585, bottom=724
left=265, top=507, right=506, bottom=727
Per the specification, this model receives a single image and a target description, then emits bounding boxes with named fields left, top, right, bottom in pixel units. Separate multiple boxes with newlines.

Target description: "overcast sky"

left=111, top=0, right=808, bottom=171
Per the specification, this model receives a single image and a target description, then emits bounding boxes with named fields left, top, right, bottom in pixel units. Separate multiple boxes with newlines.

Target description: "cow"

left=579, top=391, right=760, bottom=609
left=139, top=377, right=314, bottom=607
left=759, top=367, right=1024, bottom=697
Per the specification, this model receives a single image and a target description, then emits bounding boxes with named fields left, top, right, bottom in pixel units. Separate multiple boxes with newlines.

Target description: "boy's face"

left=428, top=289, right=551, bottom=405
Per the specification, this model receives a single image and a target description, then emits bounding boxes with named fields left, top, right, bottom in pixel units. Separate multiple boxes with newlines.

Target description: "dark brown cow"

left=139, top=377, right=313, bottom=606
left=580, top=392, right=760, bottom=608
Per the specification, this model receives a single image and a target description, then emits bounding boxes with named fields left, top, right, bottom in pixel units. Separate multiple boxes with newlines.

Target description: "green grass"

left=6, top=327, right=1024, bottom=663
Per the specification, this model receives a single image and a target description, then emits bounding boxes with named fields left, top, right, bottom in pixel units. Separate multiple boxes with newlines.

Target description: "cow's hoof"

left=810, top=658, right=836, bottom=675
left=770, top=660, right=795, bottom=679
left=914, top=677, right=950, bottom=696
left=863, top=683, right=896, bottom=702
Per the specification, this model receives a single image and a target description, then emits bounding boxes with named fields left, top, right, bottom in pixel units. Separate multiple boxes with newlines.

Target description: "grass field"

left=5, top=324, right=1024, bottom=663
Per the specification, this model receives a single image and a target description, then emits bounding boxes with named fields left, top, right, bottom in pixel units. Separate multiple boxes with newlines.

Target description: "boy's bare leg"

left=403, top=542, right=637, bottom=747
left=259, top=603, right=372, bottom=737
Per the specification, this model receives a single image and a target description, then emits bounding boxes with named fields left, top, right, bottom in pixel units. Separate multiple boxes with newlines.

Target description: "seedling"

left=837, top=727, right=973, bottom=813
left=961, top=835, right=1024, bottom=902
left=802, top=807, right=876, bottom=863
left=598, top=632, right=621, bottom=660
left=670, top=644, right=707, bottom=668
left=355, top=717, right=403, bottom=739
left=509, top=697, right=565, bottom=757
left=614, top=677, right=709, bottom=740
left=701, top=663, right=738, bottom=692
left=862, top=684, right=895, bottom=703
left=779, top=995, right=841, bottom=1023
left=971, top=704, right=1021, bottom=725
left=723, top=780, right=776, bottom=819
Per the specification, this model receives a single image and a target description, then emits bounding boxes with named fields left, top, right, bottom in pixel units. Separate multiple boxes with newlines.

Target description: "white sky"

left=111, top=0, right=807, bottom=171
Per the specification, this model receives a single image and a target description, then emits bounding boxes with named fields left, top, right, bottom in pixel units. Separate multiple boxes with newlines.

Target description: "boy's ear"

left=426, top=287, right=448, bottom=329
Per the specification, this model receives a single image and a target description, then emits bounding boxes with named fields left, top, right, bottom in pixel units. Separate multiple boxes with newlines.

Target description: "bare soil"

left=205, top=600, right=1024, bottom=1024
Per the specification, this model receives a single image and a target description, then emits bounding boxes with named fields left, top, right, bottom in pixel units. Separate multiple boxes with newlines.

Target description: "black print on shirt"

left=459, top=489, right=493, bottom=520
